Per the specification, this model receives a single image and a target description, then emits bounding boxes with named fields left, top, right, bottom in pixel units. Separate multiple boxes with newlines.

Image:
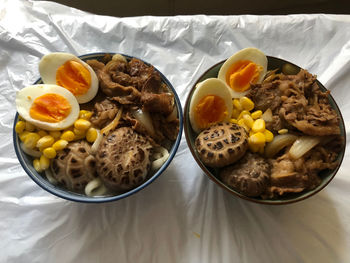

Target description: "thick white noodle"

left=151, top=146, right=170, bottom=171
left=85, top=178, right=108, bottom=197
left=45, top=168, right=58, bottom=185
left=20, top=142, right=41, bottom=158
left=91, top=129, right=102, bottom=154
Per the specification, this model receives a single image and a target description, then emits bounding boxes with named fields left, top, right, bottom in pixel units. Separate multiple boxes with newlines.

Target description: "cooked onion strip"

left=91, top=129, right=102, bottom=154
left=151, top=146, right=169, bottom=170
left=166, top=106, right=177, bottom=122
left=132, top=108, right=155, bottom=136
left=20, top=142, right=41, bottom=158
left=261, top=108, right=273, bottom=123
left=45, top=168, right=58, bottom=185
left=101, top=107, right=123, bottom=136
left=289, top=136, right=321, bottom=159
left=265, top=134, right=298, bottom=158
left=84, top=178, right=108, bottom=197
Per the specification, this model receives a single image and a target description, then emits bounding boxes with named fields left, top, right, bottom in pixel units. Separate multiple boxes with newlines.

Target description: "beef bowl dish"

left=14, top=52, right=183, bottom=203
left=184, top=48, right=345, bottom=205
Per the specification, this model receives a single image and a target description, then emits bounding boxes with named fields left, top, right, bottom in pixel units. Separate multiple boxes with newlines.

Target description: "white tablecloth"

left=1, top=1, right=350, bottom=262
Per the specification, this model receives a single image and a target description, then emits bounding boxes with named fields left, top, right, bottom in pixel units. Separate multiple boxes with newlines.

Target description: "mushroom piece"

left=220, top=152, right=270, bottom=197
left=195, top=123, right=248, bottom=168
left=96, top=127, right=153, bottom=191
left=50, top=140, right=98, bottom=191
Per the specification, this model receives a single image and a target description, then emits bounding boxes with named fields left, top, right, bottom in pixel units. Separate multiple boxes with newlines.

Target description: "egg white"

left=16, top=84, right=80, bottom=131
left=39, top=52, right=99, bottom=104
left=189, top=78, right=233, bottom=134
left=218, top=47, right=267, bottom=98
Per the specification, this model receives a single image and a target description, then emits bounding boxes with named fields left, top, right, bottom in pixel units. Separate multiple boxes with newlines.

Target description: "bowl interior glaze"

left=184, top=56, right=346, bottom=205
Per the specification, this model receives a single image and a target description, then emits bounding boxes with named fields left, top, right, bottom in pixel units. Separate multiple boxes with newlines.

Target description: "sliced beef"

left=248, top=69, right=340, bottom=135
left=90, top=98, right=119, bottom=129
left=141, top=73, right=174, bottom=116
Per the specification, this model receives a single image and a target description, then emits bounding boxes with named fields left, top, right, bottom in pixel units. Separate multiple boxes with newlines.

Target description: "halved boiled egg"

left=218, top=47, right=267, bottom=98
left=189, top=78, right=232, bottom=133
left=16, top=84, right=80, bottom=131
left=39, top=53, right=99, bottom=104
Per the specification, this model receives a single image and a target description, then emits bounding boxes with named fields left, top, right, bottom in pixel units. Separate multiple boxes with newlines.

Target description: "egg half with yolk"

left=16, top=84, right=80, bottom=131
left=189, top=78, right=232, bottom=133
left=218, top=47, right=267, bottom=98
left=39, top=53, right=99, bottom=104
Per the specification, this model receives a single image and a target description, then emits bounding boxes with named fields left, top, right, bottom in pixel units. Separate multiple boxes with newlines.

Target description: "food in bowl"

left=15, top=52, right=180, bottom=199
left=187, top=47, right=345, bottom=201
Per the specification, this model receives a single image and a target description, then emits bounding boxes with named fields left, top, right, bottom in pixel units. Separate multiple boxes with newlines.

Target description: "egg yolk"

left=195, top=95, right=228, bottom=130
left=30, top=93, right=71, bottom=123
left=226, top=60, right=263, bottom=92
left=56, top=60, right=91, bottom=96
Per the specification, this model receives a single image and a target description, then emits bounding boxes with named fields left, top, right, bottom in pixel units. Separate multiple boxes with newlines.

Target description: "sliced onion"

left=166, top=106, right=177, bottom=122
left=45, top=168, right=58, bottom=185
left=265, top=134, right=298, bottom=158
left=91, top=129, right=103, bottom=154
left=151, top=147, right=170, bottom=170
left=262, top=108, right=273, bottom=122
left=85, top=178, right=108, bottom=197
left=289, top=136, right=321, bottom=159
left=132, top=108, right=155, bottom=136
left=20, top=142, right=41, bottom=158
left=101, top=107, right=123, bottom=136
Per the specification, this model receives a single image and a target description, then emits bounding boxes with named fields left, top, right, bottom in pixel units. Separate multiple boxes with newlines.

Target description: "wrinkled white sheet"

left=1, top=1, right=350, bottom=262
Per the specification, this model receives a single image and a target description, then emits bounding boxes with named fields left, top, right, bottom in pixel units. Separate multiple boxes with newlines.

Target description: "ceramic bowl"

left=13, top=52, right=183, bottom=203
left=184, top=56, right=345, bottom=205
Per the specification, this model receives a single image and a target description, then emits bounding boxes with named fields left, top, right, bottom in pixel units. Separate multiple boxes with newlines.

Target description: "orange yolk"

left=30, top=93, right=71, bottom=123
left=56, top=60, right=91, bottom=96
left=226, top=60, right=262, bottom=92
left=195, top=95, right=228, bottom=129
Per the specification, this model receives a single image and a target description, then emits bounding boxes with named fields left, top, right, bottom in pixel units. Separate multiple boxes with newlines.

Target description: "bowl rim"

left=13, top=52, right=183, bottom=203
left=184, top=55, right=346, bottom=205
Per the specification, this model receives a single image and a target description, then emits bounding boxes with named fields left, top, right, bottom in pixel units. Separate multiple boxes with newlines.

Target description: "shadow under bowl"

left=13, top=52, right=183, bottom=203
left=184, top=56, right=346, bottom=205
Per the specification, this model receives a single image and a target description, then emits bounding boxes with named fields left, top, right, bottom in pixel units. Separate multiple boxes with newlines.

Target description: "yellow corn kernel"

left=239, top=97, right=255, bottom=111
left=52, top=139, right=68, bottom=151
left=61, top=130, right=75, bottom=141
left=33, top=159, right=42, bottom=172
left=74, top=133, right=86, bottom=141
left=36, top=135, right=55, bottom=149
left=249, top=132, right=266, bottom=145
left=242, top=114, right=254, bottom=128
left=25, top=122, right=36, bottom=132
left=43, top=147, right=57, bottom=159
left=232, top=99, right=242, bottom=111
left=86, top=128, right=98, bottom=143
left=251, top=110, right=263, bottom=120
left=231, top=108, right=240, bottom=119
left=264, top=129, right=274, bottom=142
left=49, top=130, right=61, bottom=140
left=252, top=119, right=266, bottom=133
left=278, top=129, right=288, bottom=135
left=74, top=119, right=91, bottom=131
left=39, top=155, right=50, bottom=170
left=248, top=142, right=260, bottom=153
left=237, top=119, right=249, bottom=131
left=229, top=118, right=238, bottom=124
left=73, top=127, right=86, bottom=136
left=79, top=110, right=93, bottom=120
left=238, top=110, right=250, bottom=120
left=23, top=133, right=41, bottom=149
left=15, top=121, right=26, bottom=134
left=37, top=130, right=48, bottom=137
left=19, top=131, right=30, bottom=142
